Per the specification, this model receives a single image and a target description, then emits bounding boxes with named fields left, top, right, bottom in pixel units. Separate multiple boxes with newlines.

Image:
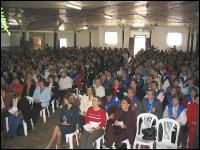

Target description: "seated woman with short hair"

left=31, top=78, right=51, bottom=123
left=79, top=86, right=95, bottom=131
left=163, top=94, right=187, bottom=148
left=80, top=96, right=106, bottom=149
left=142, top=89, right=163, bottom=119
left=45, top=93, right=79, bottom=149
left=7, top=92, right=24, bottom=137
left=103, top=97, right=136, bottom=149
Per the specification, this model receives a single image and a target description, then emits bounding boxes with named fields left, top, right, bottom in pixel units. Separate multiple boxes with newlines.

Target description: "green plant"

left=1, top=7, right=10, bottom=36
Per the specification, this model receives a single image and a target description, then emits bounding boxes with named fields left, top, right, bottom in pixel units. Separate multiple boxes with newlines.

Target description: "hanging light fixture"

left=66, top=2, right=82, bottom=10
left=104, top=15, right=113, bottom=19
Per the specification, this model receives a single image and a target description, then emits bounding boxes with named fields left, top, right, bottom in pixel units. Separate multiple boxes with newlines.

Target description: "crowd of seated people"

left=1, top=46, right=199, bottom=149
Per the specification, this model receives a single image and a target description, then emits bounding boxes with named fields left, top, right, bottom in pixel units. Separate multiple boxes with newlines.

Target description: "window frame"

left=59, top=38, right=67, bottom=48
left=104, top=32, right=118, bottom=45
left=167, top=32, right=182, bottom=47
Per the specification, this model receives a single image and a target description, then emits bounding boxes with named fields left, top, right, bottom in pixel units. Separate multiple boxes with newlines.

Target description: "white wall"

left=1, top=33, right=10, bottom=47
left=57, top=31, right=74, bottom=47
left=2, top=25, right=196, bottom=51
left=9, top=32, right=21, bottom=46
left=1, top=32, right=21, bottom=47
left=130, top=30, right=150, bottom=38
left=91, top=29, right=99, bottom=47
left=98, top=26, right=130, bottom=48
left=45, top=32, right=54, bottom=47
left=151, top=26, right=188, bottom=51
left=192, top=30, right=197, bottom=51
left=77, top=30, right=89, bottom=47
left=124, top=26, right=131, bottom=48
left=99, top=26, right=125, bottom=48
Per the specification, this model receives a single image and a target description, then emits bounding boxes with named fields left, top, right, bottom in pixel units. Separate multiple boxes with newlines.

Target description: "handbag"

left=142, top=126, right=156, bottom=140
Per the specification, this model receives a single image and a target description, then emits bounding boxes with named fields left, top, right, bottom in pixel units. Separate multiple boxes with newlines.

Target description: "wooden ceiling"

left=1, top=1, right=199, bottom=31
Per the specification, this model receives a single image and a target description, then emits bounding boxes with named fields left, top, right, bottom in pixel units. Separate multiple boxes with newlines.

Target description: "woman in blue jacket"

left=45, top=93, right=79, bottom=149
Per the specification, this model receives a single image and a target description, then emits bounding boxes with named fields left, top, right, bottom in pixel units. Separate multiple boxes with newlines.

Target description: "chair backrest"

left=105, top=112, right=110, bottom=121
left=75, top=88, right=80, bottom=95
left=136, top=113, right=158, bottom=137
left=156, top=118, right=180, bottom=146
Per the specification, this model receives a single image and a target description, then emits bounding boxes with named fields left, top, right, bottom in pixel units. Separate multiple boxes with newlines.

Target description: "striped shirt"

left=85, top=107, right=106, bottom=128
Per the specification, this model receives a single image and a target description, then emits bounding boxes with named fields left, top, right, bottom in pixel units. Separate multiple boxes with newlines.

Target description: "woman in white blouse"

left=79, top=86, right=95, bottom=131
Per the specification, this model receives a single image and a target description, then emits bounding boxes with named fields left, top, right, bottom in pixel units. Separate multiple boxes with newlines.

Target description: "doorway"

left=30, top=32, right=45, bottom=50
left=134, top=35, right=146, bottom=56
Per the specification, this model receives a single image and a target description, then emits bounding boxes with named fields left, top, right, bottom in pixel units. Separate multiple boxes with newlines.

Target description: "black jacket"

left=22, top=82, right=36, bottom=97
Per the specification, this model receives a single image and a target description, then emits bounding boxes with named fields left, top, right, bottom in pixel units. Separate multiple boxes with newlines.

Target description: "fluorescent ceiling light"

left=132, top=23, right=145, bottom=27
left=104, top=15, right=113, bottom=19
left=82, top=26, right=88, bottom=30
left=9, top=22, right=19, bottom=26
left=68, top=1, right=81, bottom=6
left=66, top=2, right=82, bottom=10
left=8, top=18, right=19, bottom=26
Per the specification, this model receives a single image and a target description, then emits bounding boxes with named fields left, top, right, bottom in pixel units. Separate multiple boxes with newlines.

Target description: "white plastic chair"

left=56, top=99, right=59, bottom=108
left=5, top=117, right=34, bottom=136
left=94, top=113, right=109, bottom=149
left=5, top=117, right=9, bottom=132
left=133, top=113, right=158, bottom=149
left=121, top=139, right=131, bottom=149
left=95, top=133, right=105, bottom=149
left=75, top=88, right=80, bottom=95
left=50, top=99, right=57, bottom=113
left=40, top=107, right=50, bottom=123
left=65, top=124, right=79, bottom=149
left=155, top=118, right=180, bottom=149
left=25, top=96, right=34, bottom=108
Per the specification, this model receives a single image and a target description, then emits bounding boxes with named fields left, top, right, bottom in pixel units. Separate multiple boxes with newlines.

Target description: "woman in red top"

left=74, top=64, right=85, bottom=89
left=80, top=95, right=106, bottom=149
left=186, top=95, right=199, bottom=149
left=9, top=78, right=23, bottom=98
left=112, top=78, right=123, bottom=99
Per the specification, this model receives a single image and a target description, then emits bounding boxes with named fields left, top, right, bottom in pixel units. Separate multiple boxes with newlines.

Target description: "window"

left=105, top=32, right=118, bottom=45
left=59, top=38, right=67, bottom=48
left=134, top=35, right=146, bottom=56
left=167, top=32, right=182, bottom=46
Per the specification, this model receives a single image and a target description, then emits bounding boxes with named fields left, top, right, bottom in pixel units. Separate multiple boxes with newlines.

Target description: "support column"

left=187, top=28, right=191, bottom=51
left=25, top=31, right=29, bottom=41
left=196, top=32, right=199, bottom=54
left=53, top=31, right=58, bottom=49
left=190, top=29, right=194, bottom=52
left=24, top=31, right=29, bottom=53
left=150, top=29, right=152, bottom=46
left=21, top=31, right=25, bottom=50
left=74, top=31, right=77, bottom=48
left=89, top=30, right=91, bottom=47
left=122, top=28, right=124, bottom=48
